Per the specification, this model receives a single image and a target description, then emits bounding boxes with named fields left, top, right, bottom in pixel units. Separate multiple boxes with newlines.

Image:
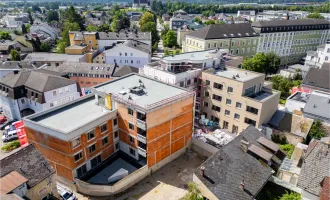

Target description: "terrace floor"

left=92, top=150, right=206, bottom=200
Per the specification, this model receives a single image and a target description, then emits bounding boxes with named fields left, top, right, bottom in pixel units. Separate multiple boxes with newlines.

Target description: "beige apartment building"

left=200, top=67, right=280, bottom=134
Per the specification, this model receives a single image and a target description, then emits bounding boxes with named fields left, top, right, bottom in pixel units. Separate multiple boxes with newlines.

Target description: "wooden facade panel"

left=155, top=145, right=170, bottom=163
left=172, top=97, right=194, bottom=117
left=147, top=121, right=170, bottom=142
left=172, top=111, right=193, bottom=130
left=147, top=133, right=170, bottom=154
left=118, top=130, right=137, bottom=148
left=171, top=137, right=185, bottom=154
left=171, top=123, right=192, bottom=142
left=146, top=104, right=172, bottom=127
left=185, top=133, right=192, bottom=145
left=56, top=164, right=74, bottom=182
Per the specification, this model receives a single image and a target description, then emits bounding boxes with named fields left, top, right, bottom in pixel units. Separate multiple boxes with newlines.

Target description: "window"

left=125, top=53, right=127, bottom=56
left=212, top=105, right=220, bottom=112
left=100, top=124, right=108, bottom=133
left=59, top=88, right=63, bottom=94
left=50, top=102, right=54, bottom=107
left=226, top=99, right=232, bottom=105
left=227, top=87, right=233, bottom=93
left=245, top=118, right=256, bottom=126
left=131, top=60, right=133, bottom=64
left=113, top=118, right=117, bottom=126
left=211, top=115, right=219, bottom=122
left=114, top=130, right=119, bottom=138
left=128, top=108, right=133, bottom=115
left=203, top=112, right=207, bottom=118
left=204, top=91, right=209, bottom=97
left=115, top=142, right=119, bottom=150
left=72, top=138, right=81, bottom=148
left=194, top=78, right=197, bottom=83
left=225, top=110, right=230, bottom=116
left=325, top=56, right=329, bottom=61
left=129, top=122, right=134, bottom=130
left=244, top=85, right=256, bottom=96
left=129, top=135, right=135, bottom=144
left=223, top=121, right=229, bottom=129
left=206, top=80, right=210, bottom=85
left=21, top=99, right=25, bottom=104
left=102, top=136, right=109, bottom=145
left=212, top=94, right=222, bottom=102
left=131, top=53, right=133, bottom=56
left=213, top=82, right=223, bottom=90
left=129, top=147, right=136, bottom=156
left=234, top=113, right=240, bottom=120
left=91, top=155, right=101, bottom=169
left=76, top=164, right=87, bottom=178
left=89, top=144, right=96, bottom=153
left=31, top=91, right=34, bottom=96
left=180, top=82, right=184, bottom=87
left=236, top=102, right=242, bottom=108
left=87, top=130, right=95, bottom=140
left=187, top=79, right=191, bottom=85
left=204, top=102, right=209, bottom=107
left=74, top=152, right=82, bottom=162
left=246, top=106, right=259, bottom=115
left=52, top=91, right=57, bottom=96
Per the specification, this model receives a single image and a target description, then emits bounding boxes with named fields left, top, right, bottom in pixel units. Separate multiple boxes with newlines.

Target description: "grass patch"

left=1, top=140, right=20, bottom=151
left=279, top=98, right=286, bottom=105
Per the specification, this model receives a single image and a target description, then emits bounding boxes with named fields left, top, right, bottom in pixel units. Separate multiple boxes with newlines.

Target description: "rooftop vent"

left=129, top=86, right=145, bottom=95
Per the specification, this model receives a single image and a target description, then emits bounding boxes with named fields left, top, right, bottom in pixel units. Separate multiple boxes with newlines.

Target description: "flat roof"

left=162, top=49, right=228, bottom=62
left=29, top=95, right=111, bottom=135
left=24, top=53, right=84, bottom=62
left=288, top=91, right=310, bottom=103
left=93, top=74, right=192, bottom=110
left=209, top=67, right=263, bottom=82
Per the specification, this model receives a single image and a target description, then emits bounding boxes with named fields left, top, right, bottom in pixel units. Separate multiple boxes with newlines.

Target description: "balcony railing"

left=137, top=134, right=146, bottom=144
left=137, top=147, right=146, bottom=157
left=136, top=119, right=147, bottom=130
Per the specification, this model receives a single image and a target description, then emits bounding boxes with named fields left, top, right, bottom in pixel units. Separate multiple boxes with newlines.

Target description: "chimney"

left=200, top=166, right=205, bottom=177
left=241, top=139, right=249, bottom=153
left=239, top=180, right=245, bottom=191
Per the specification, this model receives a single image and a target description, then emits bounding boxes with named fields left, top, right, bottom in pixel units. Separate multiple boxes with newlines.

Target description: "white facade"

left=2, top=13, right=28, bottom=26
left=305, top=41, right=330, bottom=68
left=104, top=44, right=151, bottom=69
left=98, top=38, right=151, bottom=52
left=0, top=83, right=80, bottom=120
left=30, top=22, right=59, bottom=39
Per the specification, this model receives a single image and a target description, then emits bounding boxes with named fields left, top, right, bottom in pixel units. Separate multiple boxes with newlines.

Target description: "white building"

left=304, top=40, right=330, bottom=68
left=237, top=10, right=256, bottom=22
left=1, top=13, right=29, bottom=27
left=101, top=39, right=151, bottom=69
left=0, top=70, right=80, bottom=120
left=30, top=21, right=59, bottom=40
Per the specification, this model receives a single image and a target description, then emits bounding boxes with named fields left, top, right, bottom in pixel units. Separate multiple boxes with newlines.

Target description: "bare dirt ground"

left=91, top=150, right=206, bottom=200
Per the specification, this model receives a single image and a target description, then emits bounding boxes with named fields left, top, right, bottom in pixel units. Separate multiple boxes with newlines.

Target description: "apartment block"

left=252, top=19, right=330, bottom=64
left=304, top=40, right=330, bottom=68
left=23, top=73, right=194, bottom=187
left=200, top=67, right=280, bottom=134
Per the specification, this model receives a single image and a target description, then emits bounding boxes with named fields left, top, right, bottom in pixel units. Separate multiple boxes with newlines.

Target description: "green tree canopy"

left=28, top=11, right=33, bottom=25
left=0, top=31, right=11, bottom=40
left=86, top=24, right=98, bottom=32
left=242, top=52, right=280, bottom=75
left=10, top=50, right=20, bottom=61
left=139, top=12, right=159, bottom=45
left=32, top=5, right=41, bottom=13
left=21, top=24, right=27, bottom=34
left=271, top=75, right=293, bottom=98
left=194, top=17, right=202, bottom=24
left=98, top=24, right=112, bottom=33
left=204, top=20, right=216, bottom=25
left=279, top=191, right=301, bottom=200
left=279, top=144, right=294, bottom=158
left=47, top=10, right=59, bottom=23
left=164, top=30, right=177, bottom=48
left=56, top=41, right=67, bottom=54
left=307, top=12, right=324, bottom=19
left=308, top=120, right=326, bottom=141
left=39, top=43, right=51, bottom=52
left=180, top=182, right=203, bottom=200
left=62, top=6, right=85, bottom=30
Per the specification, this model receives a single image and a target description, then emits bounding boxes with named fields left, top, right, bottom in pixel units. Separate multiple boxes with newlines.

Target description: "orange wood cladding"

left=147, top=121, right=170, bottom=142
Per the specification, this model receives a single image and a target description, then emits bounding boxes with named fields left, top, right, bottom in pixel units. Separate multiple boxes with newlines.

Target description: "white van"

left=2, top=130, right=18, bottom=142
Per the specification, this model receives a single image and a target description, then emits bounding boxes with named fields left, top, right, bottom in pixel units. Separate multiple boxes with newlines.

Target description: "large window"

left=213, top=82, right=223, bottom=90
left=226, top=99, right=232, bottom=105
left=87, top=130, right=95, bottom=141
left=89, top=144, right=96, bottom=153
left=128, top=108, right=134, bottom=115
left=129, top=122, right=134, bottom=130
left=212, top=105, right=220, bottom=112
left=245, top=118, right=256, bottom=126
left=227, top=87, right=234, bottom=93
left=212, top=94, right=222, bottom=102
left=203, top=102, right=209, bottom=107
left=211, top=115, right=219, bottom=122
left=236, top=102, right=242, bottom=109
left=100, top=124, right=108, bottom=133
left=72, top=138, right=81, bottom=148
left=91, top=155, right=101, bottom=169
left=102, top=136, right=109, bottom=145
left=246, top=106, right=259, bottom=115
left=74, top=152, right=82, bottom=162
left=244, top=85, right=256, bottom=96
left=114, top=130, right=119, bottom=138
left=129, top=147, right=136, bottom=156
left=76, top=164, right=87, bottom=178
left=129, top=135, right=135, bottom=144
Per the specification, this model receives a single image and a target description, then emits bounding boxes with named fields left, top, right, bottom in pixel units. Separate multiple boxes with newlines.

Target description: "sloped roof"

left=186, top=23, right=258, bottom=40
left=303, top=91, right=330, bottom=121
left=112, top=65, right=139, bottom=77
left=302, top=68, right=330, bottom=91
left=297, top=140, right=330, bottom=196
left=195, top=126, right=275, bottom=200
left=252, top=19, right=330, bottom=28
left=0, top=144, right=55, bottom=188
left=125, top=39, right=151, bottom=54
left=0, top=171, right=28, bottom=195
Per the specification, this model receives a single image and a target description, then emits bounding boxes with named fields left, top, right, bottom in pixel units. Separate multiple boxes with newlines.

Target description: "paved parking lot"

left=96, top=150, right=206, bottom=200
left=0, top=129, right=22, bottom=160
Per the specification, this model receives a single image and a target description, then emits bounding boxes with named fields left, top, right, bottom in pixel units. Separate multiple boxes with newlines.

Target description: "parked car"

left=0, top=120, right=15, bottom=130
left=60, top=191, right=76, bottom=200
left=0, top=116, right=7, bottom=124
left=2, top=130, right=18, bottom=142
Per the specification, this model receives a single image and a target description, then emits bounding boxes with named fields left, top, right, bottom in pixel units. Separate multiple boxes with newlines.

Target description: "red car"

left=0, top=116, right=7, bottom=124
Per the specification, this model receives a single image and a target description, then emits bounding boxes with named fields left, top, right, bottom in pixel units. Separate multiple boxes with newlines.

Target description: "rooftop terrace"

left=206, top=67, right=263, bottom=82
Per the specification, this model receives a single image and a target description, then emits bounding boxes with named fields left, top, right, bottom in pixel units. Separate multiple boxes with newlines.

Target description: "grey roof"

left=303, top=91, right=330, bottom=121
left=0, top=70, right=77, bottom=92
left=125, top=39, right=151, bottom=54
left=252, top=19, right=330, bottom=27
left=268, top=110, right=286, bottom=127
left=186, top=24, right=258, bottom=40
left=302, top=68, right=330, bottom=91
left=195, top=126, right=274, bottom=200
left=288, top=64, right=310, bottom=72
left=321, top=63, right=330, bottom=71
left=44, top=62, right=116, bottom=75
left=98, top=31, right=151, bottom=40
left=0, top=144, right=55, bottom=188
left=297, top=140, right=330, bottom=196
left=112, top=65, right=139, bottom=77
left=24, top=53, right=85, bottom=62
left=70, top=31, right=83, bottom=40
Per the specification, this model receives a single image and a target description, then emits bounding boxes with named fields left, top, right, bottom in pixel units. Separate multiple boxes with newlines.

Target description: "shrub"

left=1, top=140, right=20, bottom=151
left=280, top=144, right=294, bottom=158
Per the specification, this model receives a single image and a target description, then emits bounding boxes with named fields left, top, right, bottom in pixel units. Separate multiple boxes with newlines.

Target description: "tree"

left=40, top=43, right=51, bottom=52
left=28, top=11, right=33, bottom=25
left=279, top=191, right=301, bottom=200
left=139, top=12, right=155, bottom=27
left=61, top=22, right=80, bottom=46
left=25, top=24, right=31, bottom=33
left=204, top=20, right=216, bottom=25
left=164, top=48, right=169, bottom=56
left=194, top=17, right=202, bottom=24
left=164, top=30, right=177, bottom=48
left=180, top=182, right=203, bottom=200
left=0, top=31, right=11, bottom=40
left=49, top=2, right=59, bottom=10
left=10, top=50, right=20, bottom=61
left=279, top=144, right=294, bottom=158
left=271, top=75, right=293, bottom=98
left=307, top=12, right=324, bottom=19
left=56, top=41, right=67, bottom=54
left=309, top=120, right=326, bottom=140
left=86, top=24, right=98, bottom=32
left=97, top=24, right=112, bottom=32
left=47, top=10, right=59, bottom=23
left=139, top=12, right=159, bottom=45
left=32, top=5, right=41, bottom=13
left=21, top=24, right=27, bottom=34
left=62, top=6, right=85, bottom=30
left=242, top=52, right=280, bottom=75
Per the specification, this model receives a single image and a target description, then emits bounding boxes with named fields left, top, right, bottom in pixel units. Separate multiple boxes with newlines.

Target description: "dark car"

left=0, top=120, right=15, bottom=130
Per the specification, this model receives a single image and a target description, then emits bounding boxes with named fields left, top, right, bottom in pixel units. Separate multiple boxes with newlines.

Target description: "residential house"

left=303, top=90, right=330, bottom=123
left=177, top=23, right=204, bottom=46
left=30, top=21, right=59, bottom=40
left=170, top=14, right=194, bottom=31
left=24, top=53, right=86, bottom=67
left=237, top=10, right=256, bottom=22
left=132, top=0, right=150, bottom=8
left=0, top=40, right=17, bottom=55
left=0, top=70, right=80, bottom=120
left=23, top=73, right=194, bottom=194
left=0, top=144, right=58, bottom=200
left=101, top=39, right=151, bottom=69
left=182, top=24, right=259, bottom=57
left=13, top=36, right=34, bottom=53
left=193, top=126, right=285, bottom=200
left=280, top=64, right=310, bottom=79
left=302, top=67, right=330, bottom=93
left=304, top=40, right=330, bottom=69
left=0, top=61, right=38, bottom=78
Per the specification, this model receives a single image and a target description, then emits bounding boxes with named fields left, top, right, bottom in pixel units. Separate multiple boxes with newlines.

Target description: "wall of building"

left=25, top=175, right=58, bottom=200
left=191, top=137, right=218, bottom=158
left=12, top=183, right=27, bottom=197
left=70, top=76, right=112, bottom=89
left=98, top=39, right=151, bottom=52
left=43, top=84, right=80, bottom=109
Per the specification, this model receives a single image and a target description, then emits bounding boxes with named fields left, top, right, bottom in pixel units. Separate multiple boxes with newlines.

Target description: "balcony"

left=137, top=142, right=147, bottom=157
left=137, top=128, right=146, bottom=144
left=136, top=112, right=147, bottom=130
